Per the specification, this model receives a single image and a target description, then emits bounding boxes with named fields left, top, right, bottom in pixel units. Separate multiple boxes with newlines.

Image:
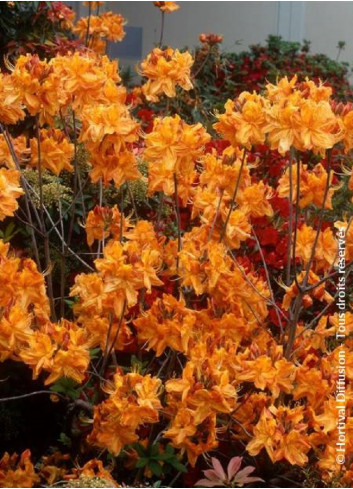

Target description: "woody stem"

left=285, top=147, right=295, bottom=286
left=220, top=147, right=246, bottom=243
left=36, top=119, right=56, bottom=321
left=85, top=2, right=92, bottom=46
left=159, top=11, right=165, bottom=47
left=284, top=150, right=332, bottom=359
left=174, top=173, right=182, bottom=270
left=1, top=125, right=41, bottom=269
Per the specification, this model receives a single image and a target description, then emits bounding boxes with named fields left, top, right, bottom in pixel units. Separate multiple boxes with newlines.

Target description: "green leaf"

left=134, top=443, right=147, bottom=457
left=149, top=461, right=163, bottom=477
left=50, top=377, right=81, bottom=400
left=150, top=444, right=159, bottom=457
left=156, top=452, right=173, bottom=461
left=58, top=432, right=72, bottom=447
left=135, top=458, right=148, bottom=468
left=169, top=460, right=187, bottom=473
left=89, top=347, right=101, bottom=359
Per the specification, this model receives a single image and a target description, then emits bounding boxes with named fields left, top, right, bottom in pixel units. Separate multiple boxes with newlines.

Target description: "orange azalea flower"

left=70, top=273, right=105, bottom=318
left=277, top=162, right=334, bottom=209
left=314, top=227, right=338, bottom=271
left=16, top=259, right=51, bottom=323
left=100, top=12, right=126, bottom=42
left=43, top=320, right=91, bottom=385
left=308, top=398, right=338, bottom=435
left=295, top=223, right=317, bottom=264
left=340, top=109, right=353, bottom=153
left=89, top=149, right=141, bottom=187
left=214, top=92, right=268, bottom=149
left=0, top=450, right=39, bottom=488
left=0, top=247, right=50, bottom=330
left=85, top=205, right=128, bottom=246
left=72, top=230, right=163, bottom=320
left=296, top=99, right=340, bottom=155
left=89, top=33, right=107, bottom=55
left=295, top=223, right=337, bottom=272
left=74, top=12, right=126, bottom=44
left=154, top=1, right=180, bottom=13
left=88, top=371, right=161, bottom=455
left=10, top=54, right=62, bottom=124
left=164, top=409, right=218, bottom=467
left=18, top=331, right=55, bottom=379
left=134, top=294, right=192, bottom=356
left=276, top=427, right=311, bottom=466
left=237, top=181, right=274, bottom=218
left=199, top=150, right=251, bottom=196
left=247, top=406, right=311, bottom=466
left=0, top=305, right=32, bottom=362
left=140, top=48, right=193, bottom=102
left=178, top=231, right=231, bottom=295
left=144, top=114, right=210, bottom=203
left=0, top=134, right=28, bottom=169
left=199, top=33, right=223, bottom=45
left=0, top=168, right=23, bottom=221
left=80, top=103, right=139, bottom=149
left=282, top=270, right=334, bottom=310
left=0, top=73, right=25, bottom=125
left=246, top=408, right=278, bottom=462
left=29, top=128, right=74, bottom=176
left=223, top=209, right=251, bottom=249
left=80, top=315, right=132, bottom=353
left=80, top=102, right=140, bottom=186
left=300, top=78, right=332, bottom=103
left=330, top=311, right=353, bottom=336
left=51, top=52, right=123, bottom=113
left=265, top=75, right=298, bottom=103
left=44, top=346, right=90, bottom=385
left=237, top=355, right=295, bottom=399
left=293, top=365, right=332, bottom=410
left=265, top=102, right=301, bottom=154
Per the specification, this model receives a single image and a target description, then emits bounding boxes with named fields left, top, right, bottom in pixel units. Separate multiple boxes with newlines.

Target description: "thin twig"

left=220, top=148, right=247, bottom=242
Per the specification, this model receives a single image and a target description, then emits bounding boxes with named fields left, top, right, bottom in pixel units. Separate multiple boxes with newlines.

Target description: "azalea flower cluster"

left=140, top=47, right=194, bottom=102
left=0, top=51, right=140, bottom=188
left=0, top=240, right=91, bottom=384
left=0, top=6, right=353, bottom=486
left=214, top=76, right=353, bottom=155
left=74, top=10, right=126, bottom=54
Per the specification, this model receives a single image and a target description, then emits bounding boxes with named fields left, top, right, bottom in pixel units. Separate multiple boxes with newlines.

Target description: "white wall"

left=113, top=2, right=278, bottom=56
left=70, top=1, right=353, bottom=71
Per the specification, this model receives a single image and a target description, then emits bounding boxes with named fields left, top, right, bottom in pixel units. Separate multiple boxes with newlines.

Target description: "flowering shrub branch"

left=0, top=2, right=353, bottom=488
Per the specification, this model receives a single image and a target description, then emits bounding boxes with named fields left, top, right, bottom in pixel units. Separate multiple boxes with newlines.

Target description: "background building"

left=70, top=1, right=353, bottom=74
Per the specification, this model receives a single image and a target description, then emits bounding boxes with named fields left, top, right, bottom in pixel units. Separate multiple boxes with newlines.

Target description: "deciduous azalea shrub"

left=1, top=2, right=353, bottom=488
left=133, top=35, right=353, bottom=130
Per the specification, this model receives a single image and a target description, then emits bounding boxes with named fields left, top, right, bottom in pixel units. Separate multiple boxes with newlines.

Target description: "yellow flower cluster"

left=0, top=52, right=139, bottom=186
left=214, top=75, right=351, bottom=155
left=140, top=48, right=194, bottom=102
left=153, top=1, right=180, bottom=13
left=29, top=129, right=74, bottom=176
left=0, top=241, right=91, bottom=384
left=88, top=371, right=162, bottom=455
left=144, top=114, right=210, bottom=204
left=79, top=102, right=140, bottom=185
left=74, top=11, right=126, bottom=54
left=71, top=220, right=163, bottom=346
left=0, top=168, right=23, bottom=221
